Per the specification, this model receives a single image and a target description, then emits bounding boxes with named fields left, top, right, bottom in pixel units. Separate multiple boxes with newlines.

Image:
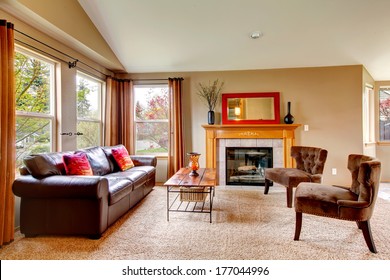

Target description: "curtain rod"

left=132, top=78, right=183, bottom=81
left=15, top=29, right=109, bottom=77
left=132, top=78, right=168, bottom=81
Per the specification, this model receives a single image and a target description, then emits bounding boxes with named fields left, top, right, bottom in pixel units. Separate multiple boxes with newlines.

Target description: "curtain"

left=167, top=78, right=185, bottom=177
left=0, top=20, right=15, bottom=246
left=104, top=77, right=134, bottom=152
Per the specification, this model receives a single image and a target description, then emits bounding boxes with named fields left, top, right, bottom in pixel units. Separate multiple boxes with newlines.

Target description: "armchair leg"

left=264, top=179, right=270, bottom=194
left=286, top=187, right=293, bottom=208
left=294, top=212, right=302, bottom=240
left=359, top=220, right=377, bottom=253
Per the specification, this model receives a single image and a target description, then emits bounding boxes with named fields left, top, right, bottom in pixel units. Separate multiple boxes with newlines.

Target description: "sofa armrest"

left=130, top=155, right=157, bottom=167
left=12, top=175, right=109, bottom=199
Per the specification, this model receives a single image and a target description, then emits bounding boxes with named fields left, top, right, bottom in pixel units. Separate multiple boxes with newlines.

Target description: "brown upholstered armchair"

left=294, top=154, right=381, bottom=253
left=264, top=146, right=328, bottom=208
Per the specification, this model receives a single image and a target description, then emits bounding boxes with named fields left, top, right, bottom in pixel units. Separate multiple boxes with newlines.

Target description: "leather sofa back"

left=77, top=146, right=112, bottom=176
left=23, top=151, right=69, bottom=178
left=23, top=146, right=124, bottom=178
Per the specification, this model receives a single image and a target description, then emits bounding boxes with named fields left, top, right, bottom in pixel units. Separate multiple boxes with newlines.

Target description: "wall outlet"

left=332, top=168, right=337, bottom=175
left=304, top=124, right=309, bottom=131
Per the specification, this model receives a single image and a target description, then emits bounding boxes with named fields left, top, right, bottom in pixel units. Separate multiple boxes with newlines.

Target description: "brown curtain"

left=167, top=78, right=185, bottom=177
left=0, top=20, right=15, bottom=246
left=104, top=77, right=134, bottom=152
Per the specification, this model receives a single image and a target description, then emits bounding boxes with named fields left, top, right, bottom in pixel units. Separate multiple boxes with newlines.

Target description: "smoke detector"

left=250, top=31, right=263, bottom=39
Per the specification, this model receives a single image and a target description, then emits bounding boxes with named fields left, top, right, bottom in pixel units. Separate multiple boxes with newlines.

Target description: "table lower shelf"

left=167, top=186, right=215, bottom=223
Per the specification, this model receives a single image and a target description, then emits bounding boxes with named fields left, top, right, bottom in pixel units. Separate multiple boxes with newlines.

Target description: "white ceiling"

left=77, top=0, right=390, bottom=80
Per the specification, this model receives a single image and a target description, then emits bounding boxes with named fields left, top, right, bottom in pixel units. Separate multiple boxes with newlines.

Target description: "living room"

left=1, top=0, right=390, bottom=278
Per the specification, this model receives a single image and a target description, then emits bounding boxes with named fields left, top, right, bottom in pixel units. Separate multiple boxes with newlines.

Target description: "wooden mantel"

left=202, top=124, right=301, bottom=169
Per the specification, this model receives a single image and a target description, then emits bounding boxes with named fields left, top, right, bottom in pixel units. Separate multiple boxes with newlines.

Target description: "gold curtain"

left=167, top=78, right=184, bottom=177
left=104, top=77, right=134, bottom=152
left=0, top=20, right=15, bottom=246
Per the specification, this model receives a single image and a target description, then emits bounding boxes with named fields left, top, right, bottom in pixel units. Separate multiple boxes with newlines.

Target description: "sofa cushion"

left=295, top=183, right=358, bottom=218
left=111, top=146, right=135, bottom=171
left=131, top=166, right=156, bottom=176
left=104, top=169, right=147, bottom=190
left=105, top=177, right=133, bottom=205
left=77, top=146, right=111, bottom=176
left=265, top=168, right=312, bottom=188
left=63, top=152, right=93, bottom=176
left=23, top=152, right=69, bottom=178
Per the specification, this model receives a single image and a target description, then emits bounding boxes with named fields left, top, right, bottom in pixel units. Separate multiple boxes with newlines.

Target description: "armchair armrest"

left=130, top=155, right=157, bottom=167
left=309, top=174, right=323, bottom=183
left=12, top=175, right=109, bottom=199
left=337, top=200, right=370, bottom=209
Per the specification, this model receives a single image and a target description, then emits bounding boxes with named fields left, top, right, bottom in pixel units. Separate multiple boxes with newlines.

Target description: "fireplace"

left=217, top=138, right=283, bottom=186
left=226, top=147, right=273, bottom=186
left=202, top=124, right=300, bottom=185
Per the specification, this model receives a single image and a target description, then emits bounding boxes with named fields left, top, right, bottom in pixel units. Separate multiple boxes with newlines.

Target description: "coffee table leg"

left=210, top=187, right=214, bottom=223
left=167, top=186, right=169, bottom=221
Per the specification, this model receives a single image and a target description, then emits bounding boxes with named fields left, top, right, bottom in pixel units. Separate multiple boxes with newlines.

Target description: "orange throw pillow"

left=111, top=146, right=134, bottom=171
left=63, top=152, right=93, bottom=175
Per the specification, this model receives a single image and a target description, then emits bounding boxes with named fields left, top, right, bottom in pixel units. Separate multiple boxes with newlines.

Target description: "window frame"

left=378, top=86, right=390, bottom=144
left=15, top=46, right=57, bottom=156
left=76, top=71, right=105, bottom=149
left=133, top=83, right=169, bottom=157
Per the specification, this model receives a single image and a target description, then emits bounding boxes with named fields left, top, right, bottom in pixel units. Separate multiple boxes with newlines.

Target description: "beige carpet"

left=1, top=185, right=390, bottom=260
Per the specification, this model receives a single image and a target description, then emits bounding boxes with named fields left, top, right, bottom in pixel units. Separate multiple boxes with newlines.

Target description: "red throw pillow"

left=111, top=146, right=134, bottom=171
left=63, top=152, right=93, bottom=176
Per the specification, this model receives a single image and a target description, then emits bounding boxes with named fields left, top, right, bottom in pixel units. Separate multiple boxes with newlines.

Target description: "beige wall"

left=125, top=65, right=370, bottom=186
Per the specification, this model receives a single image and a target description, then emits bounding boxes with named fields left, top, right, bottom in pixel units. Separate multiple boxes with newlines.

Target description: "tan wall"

left=125, top=65, right=366, bottom=186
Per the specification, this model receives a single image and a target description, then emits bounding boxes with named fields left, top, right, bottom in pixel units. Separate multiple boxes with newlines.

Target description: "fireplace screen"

left=226, top=147, right=273, bottom=186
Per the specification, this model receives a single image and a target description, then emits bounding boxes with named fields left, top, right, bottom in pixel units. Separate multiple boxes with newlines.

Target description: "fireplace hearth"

left=226, top=147, right=273, bottom=186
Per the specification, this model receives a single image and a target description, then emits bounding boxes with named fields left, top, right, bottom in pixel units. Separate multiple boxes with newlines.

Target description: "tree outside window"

left=379, top=88, right=390, bottom=141
left=76, top=73, right=103, bottom=149
left=134, top=85, right=169, bottom=156
left=15, top=49, right=55, bottom=173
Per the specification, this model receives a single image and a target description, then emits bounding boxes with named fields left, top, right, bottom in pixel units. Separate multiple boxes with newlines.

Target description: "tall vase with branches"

left=196, top=79, right=224, bottom=124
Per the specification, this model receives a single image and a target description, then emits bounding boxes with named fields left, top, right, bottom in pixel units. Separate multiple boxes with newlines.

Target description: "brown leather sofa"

left=12, top=145, right=156, bottom=239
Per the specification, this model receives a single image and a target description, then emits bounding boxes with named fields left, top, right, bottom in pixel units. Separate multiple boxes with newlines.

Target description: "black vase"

left=208, top=110, right=215, bottom=125
left=284, top=102, right=295, bottom=124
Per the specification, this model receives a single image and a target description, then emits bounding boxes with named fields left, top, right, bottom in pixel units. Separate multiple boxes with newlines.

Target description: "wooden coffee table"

left=164, top=168, right=216, bottom=223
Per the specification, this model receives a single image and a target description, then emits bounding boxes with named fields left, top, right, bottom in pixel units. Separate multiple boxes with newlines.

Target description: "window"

left=133, top=84, right=169, bottom=156
left=363, top=85, right=375, bottom=143
left=76, top=72, right=104, bottom=149
left=379, top=87, right=390, bottom=141
left=15, top=48, right=55, bottom=172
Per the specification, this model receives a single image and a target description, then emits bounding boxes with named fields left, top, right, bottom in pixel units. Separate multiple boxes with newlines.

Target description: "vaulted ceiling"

left=78, top=0, right=390, bottom=80
left=2, top=0, right=390, bottom=80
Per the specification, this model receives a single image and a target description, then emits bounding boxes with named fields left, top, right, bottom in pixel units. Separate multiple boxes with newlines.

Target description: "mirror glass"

left=222, top=92, right=280, bottom=124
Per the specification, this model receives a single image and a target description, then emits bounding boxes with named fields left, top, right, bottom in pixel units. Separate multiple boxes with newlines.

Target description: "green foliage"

left=15, top=52, right=53, bottom=169
left=77, top=78, right=92, bottom=118
left=76, top=121, right=100, bottom=149
left=15, top=52, right=51, bottom=114
left=135, top=87, right=169, bottom=154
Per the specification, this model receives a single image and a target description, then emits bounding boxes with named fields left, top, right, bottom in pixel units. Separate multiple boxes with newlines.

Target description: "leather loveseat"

left=12, top=144, right=157, bottom=239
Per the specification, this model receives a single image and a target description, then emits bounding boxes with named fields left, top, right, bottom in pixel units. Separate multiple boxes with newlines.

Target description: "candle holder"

left=187, top=152, right=201, bottom=176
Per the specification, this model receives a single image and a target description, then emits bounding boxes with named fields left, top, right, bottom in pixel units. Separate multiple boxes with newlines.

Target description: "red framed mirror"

left=221, top=92, right=280, bottom=124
